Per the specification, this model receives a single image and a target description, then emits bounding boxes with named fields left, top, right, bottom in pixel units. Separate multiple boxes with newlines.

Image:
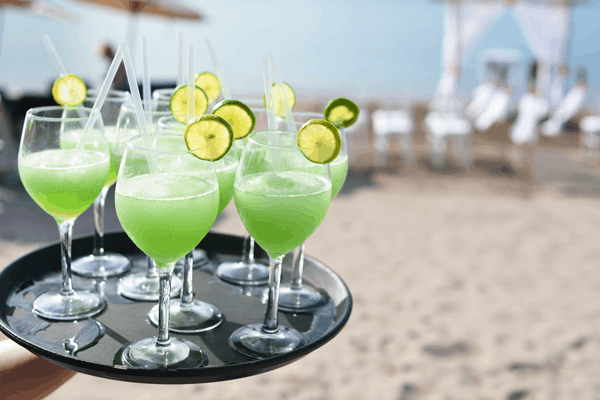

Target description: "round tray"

left=0, top=231, right=352, bottom=384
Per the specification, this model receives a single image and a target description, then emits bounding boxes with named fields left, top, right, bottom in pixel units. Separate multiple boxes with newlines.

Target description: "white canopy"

left=436, top=0, right=581, bottom=102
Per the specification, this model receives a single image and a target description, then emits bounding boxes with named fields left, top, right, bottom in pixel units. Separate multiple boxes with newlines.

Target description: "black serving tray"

left=0, top=231, right=352, bottom=384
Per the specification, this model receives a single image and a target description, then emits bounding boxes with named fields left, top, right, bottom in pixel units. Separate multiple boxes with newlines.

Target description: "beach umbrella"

left=76, top=0, right=204, bottom=21
left=0, top=0, right=75, bottom=21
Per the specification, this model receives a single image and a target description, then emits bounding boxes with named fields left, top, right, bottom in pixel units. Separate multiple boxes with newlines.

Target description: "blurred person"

left=509, top=60, right=548, bottom=195
left=541, top=66, right=588, bottom=137
left=96, top=42, right=127, bottom=91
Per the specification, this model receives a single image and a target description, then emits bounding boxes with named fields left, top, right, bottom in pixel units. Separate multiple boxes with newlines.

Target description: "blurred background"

left=2, top=0, right=600, bottom=399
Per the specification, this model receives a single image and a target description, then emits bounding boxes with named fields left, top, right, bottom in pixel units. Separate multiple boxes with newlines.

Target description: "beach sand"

left=3, top=147, right=600, bottom=399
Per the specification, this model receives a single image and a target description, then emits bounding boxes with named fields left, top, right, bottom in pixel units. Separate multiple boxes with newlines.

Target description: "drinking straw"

left=187, top=45, right=194, bottom=123
left=121, top=44, right=157, bottom=173
left=206, top=38, right=231, bottom=100
left=262, top=56, right=276, bottom=133
left=268, top=52, right=296, bottom=132
left=74, top=46, right=124, bottom=154
left=178, top=32, right=185, bottom=87
left=142, top=37, right=151, bottom=116
left=42, top=35, right=67, bottom=76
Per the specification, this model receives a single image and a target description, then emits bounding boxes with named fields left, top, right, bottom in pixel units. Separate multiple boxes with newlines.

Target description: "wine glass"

left=152, top=88, right=174, bottom=113
left=18, top=106, right=110, bottom=320
left=229, top=130, right=332, bottom=358
left=277, top=112, right=349, bottom=311
left=114, top=103, right=183, bottom=301
left=144, top=115, right=238, bottom=332
left=70, top=89, right=133, bottom=278
left=215, top=104, right=272, bottom=286
left=115, top=133, right=219, bottom=368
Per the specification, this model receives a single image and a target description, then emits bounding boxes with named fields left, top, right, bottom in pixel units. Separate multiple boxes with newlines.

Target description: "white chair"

left=541, top=84, right=587, bottom=137
left=580, top=115, right=600, bottom=160
left=372, top=109, right=414, bottom=168
left=510, top=92, right=549, bottom=145
left=474, top=87, right=512, bottom=131
left=425, top=111, right=472, bottom=169
left=465, top=81, right=496, bottom=120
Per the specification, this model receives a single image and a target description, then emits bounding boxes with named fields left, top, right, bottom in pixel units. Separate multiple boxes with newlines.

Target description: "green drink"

left=215, top=156, right=237, bottom=214
left=234, top=171, right=331, bottom=256
left=115, top=173, right=219, bottom=268
left=330, top=153, right=348, bottom=198
left=19, top=149, right=110, bottom=222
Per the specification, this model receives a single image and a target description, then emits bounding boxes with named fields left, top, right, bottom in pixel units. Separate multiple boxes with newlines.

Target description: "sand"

left=3, top=155, right=600, bottom=399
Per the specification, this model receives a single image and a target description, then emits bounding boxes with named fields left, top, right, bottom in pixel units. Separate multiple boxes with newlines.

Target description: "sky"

left=0, top=0, right=599, bottom=105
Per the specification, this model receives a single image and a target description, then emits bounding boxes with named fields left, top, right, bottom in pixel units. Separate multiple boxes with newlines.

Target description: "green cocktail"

left=234, top=171, right=331, bottom=257
left=115, top=173, right=218, bottom=268
left=216, top=156, right=237, bottom=214
left=19, top=149, right=110, bottom=223
left=330, top=153, right=348, bottom=198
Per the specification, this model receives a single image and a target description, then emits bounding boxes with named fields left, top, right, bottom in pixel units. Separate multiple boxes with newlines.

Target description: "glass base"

left=72, top=252, right=132, bottom=278
left=278, top=285, right=326, bottom=312
left=32, top=290, right=105, bottom=321
left=121, top=337, right=207, bottom=369
left=229, top=323, right=304, bottom=359
left=148, top=300, right=223, bottom=333
left=174, top=249, right=209, bottom=273
left=117, top=273, right=182, bottom=301
left=216, top=261, right=270, bottom=286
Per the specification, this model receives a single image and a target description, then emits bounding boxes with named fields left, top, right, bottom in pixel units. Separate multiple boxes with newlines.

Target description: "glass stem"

left=290, top=243, right=305, bottom=290
left=180, top=252, right=194, bottom=306
left=145, top=256, right=158, bottom=279
left=262, top=255, right=283, bottom=333
left=92, top=186, right=109, bottom=257
left=57, top=219, right=75, bottom=296
left=156, top=271, right=172, bottom=347
left=243, top=235, right=256, bottom=264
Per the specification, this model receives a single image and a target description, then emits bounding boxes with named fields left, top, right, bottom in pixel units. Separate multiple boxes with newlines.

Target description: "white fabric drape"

left=511, top=3, right=571, bottom=95
left=437, top=1, right=506, bottom=102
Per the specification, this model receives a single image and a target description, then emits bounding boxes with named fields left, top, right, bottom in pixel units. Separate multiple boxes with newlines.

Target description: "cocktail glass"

left=152, top=88, right=175, bottom=113
left=115, top=103, right=183, bottom=301
left=144, top=115, right=236, bottom=332
left=229, top=130, right=332, bottom=358
left=115, top=133, right=219, bottom=368
left=153, top=88, right=210, bottom=267
left=277, top=112, right=349, bottom=311
left=18, top=106, right=110, bottom=320
left=70, top=89, right=133, bottom=278
left=215, top=103, right=272, bottom=286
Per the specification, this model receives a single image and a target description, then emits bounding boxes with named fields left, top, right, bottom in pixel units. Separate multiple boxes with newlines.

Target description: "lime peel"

left=184, top=114, right=233, bottom=162
left=297, top=119, right=341, bottom=164
left=324, top=97, right=360, bottom=128
left=170, top=85, right=209, bottom=124
left=52, top=74, right=87, bottom=107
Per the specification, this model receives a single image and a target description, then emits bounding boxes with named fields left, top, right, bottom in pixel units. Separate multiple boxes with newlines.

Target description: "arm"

left=0, top=340, right=76, bottom=400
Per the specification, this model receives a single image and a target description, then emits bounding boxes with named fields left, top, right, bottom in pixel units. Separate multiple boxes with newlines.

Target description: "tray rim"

left=0, top=231, right=353, bottom=384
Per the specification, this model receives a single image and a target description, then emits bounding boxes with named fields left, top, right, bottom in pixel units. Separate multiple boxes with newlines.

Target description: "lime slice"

left=170, top=85, right=209, bottom=124
left=52, top=74, right=87, bottom=107
left=297, top=119, right=341, bottom=164
left=324, top=97, right=360, bottom=128
left=264, top=82, right=295, bottom=118
left=212, top=99, right=256, bottom=140
left=184, top=115, right=234, bottom=161
left=195, top=72, right=221, bottom=103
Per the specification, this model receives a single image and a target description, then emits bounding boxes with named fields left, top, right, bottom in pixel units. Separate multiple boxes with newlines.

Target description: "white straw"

left=262, top=56, right=279, bottom=167
left=178, top=32, right=185, bottom=87
left=142, top=37, right=151, bottom=116
left=121, top=45, right=157, bottom=173
left=187, top=45, right=195, bottom=123
left=206, top=38, right=231, bottom=100
left=268, top=52, right=296, bottom=132
left=42, top=35, right=67, bottom=76
left=74, top=47, right=124, bottom=154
